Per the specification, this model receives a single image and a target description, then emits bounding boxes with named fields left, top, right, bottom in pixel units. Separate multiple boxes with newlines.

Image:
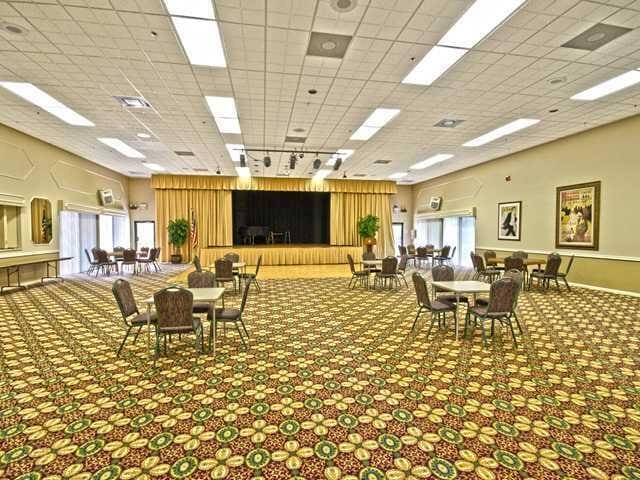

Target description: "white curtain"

left=59, top=211, right=80, bottom=275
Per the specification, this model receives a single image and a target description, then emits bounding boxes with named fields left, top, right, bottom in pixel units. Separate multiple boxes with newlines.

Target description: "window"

left=0, top=205, right=21, bottom=250
left=414, top=215, right=475, bottom=266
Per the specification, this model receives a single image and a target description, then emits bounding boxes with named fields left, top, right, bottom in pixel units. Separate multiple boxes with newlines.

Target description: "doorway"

left=392, top=222, right=404, bottom=255
left=134, top=221, right=155, bottom=250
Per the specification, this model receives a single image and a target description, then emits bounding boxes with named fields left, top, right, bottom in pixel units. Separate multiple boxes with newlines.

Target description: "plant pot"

left=364, top=237, right=377, bottom=253
left=170, top=253, right=182, bottom=264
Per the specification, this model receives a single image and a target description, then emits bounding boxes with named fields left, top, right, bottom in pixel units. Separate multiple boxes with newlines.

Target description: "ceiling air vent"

left=174, top=150, right=195, bottom=156
left=373, top=159, right=391, bottom=165
left=276, top=172, right=290, bottom=177
left=562, top=23, right=631, bottom=51
left=114, top=96, right=152, bottom=109
left=284, top=136, right=307, bottom=143
left=193, top=168, right=208, bottom=172
left=353, top=173, right=367, bottom=177
left=307, top=32, right=352, bottom=59
left=434, top=118, right=464, bottom=128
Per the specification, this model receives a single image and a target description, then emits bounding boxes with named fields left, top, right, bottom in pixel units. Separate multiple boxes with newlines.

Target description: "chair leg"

left=513, top=312, right=523, bottom=334
left=240, top=318, right=249, bottom=337
left=411, top=307, right=423, bottom=331
left=235, top=323, right=247, bottom=348
left=507, top=319, right=517, bottom=346
left=480, top=319, right=488, bottom=348
left=426, top=312, right=437, bottom=338
left=563, top=277, right=571, bottom=291
left=117, top=325, right=132, bottom=356
left=132, top=324, right=143, bottom=343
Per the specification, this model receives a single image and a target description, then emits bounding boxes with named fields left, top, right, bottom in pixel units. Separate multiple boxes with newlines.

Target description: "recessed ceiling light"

left=463, top=118, right=540, bottom=147
left=402, top=46, right=467, bottom=86
left=172, top=17, right=226, bottom=67
left=434, top=118, right=464, bottom=128
left=439, top=0, right=526, bottom=49
left=98, top=138, right=145, bottom=158
left=143, top=162, right=165, bottom=172
left=0, top=82, right=94, bottom=126
left=235, top=166, right=251, bottom=178
left=163, top=0, right=214, bottom=19
left=205, top=96, right=241, bottom=134
left=1, top=22, right=27, bottom=35
left=410, top=154, right=454, bottom=170
left=137, top=132, right=152, bottom=138
left=293, top=127, right=306, bottom=133
left=570, top=70, right=640, bottom=101
left=549, top=77, right=566, bottom=85
left=313, top=169, right=332, bottom=181
left=388, top=172, right=408, bottom=180
left=308, top=89, right=318, bottom=95
left=330, top=0, right=358, bottom=13
left=350, top=108, right=400, bottom=140
left=225, top=143, right=245, bottom=162
left=327, top=149, right=354, bottom=166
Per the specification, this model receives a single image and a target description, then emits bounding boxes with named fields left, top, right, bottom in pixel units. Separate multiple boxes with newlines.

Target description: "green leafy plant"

left=167, top=218, right=189, bottom=252
left=357, top=214, right=380, bottom=239
left=41, top=216, right=52, bottom=243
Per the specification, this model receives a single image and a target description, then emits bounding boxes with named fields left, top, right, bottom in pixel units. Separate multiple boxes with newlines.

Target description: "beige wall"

left=411, top=114, right=640, bottom=294
left=390, top=185, right=414, bottom=246
left=128, top=178, right=156, bottom=246
left=0, top=122, right=129, bottom=283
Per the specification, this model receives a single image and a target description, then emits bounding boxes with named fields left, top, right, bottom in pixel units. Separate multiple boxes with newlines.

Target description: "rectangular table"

left=430, top=280, right=491, bottom=340
left=145, top=287, right=225, bottom=360
left=0, top=256, right=73, bottom=293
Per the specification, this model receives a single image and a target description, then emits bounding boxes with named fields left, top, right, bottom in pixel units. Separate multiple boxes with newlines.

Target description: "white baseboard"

left=569, top=282, right=640, bottom=298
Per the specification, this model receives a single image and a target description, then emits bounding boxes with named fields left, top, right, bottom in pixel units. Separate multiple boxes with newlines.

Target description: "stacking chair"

left=432, top=264, right=467, bottom=305
left=347, top=254, right=369, bottom=289
left=464, top=277, right=519, bottom=348
left=193, top=255, right=203, bottom=273
left=375, top=256, right=399, bottom=289
left=434, top=246, right=451, bottom=265
left=529, top=254, right=562, bottom=291
left=85, top=249, right=99, bottom=276
left=362, top=251, right=381, bottom=274
left=411, top=272, right=457, bottom=337
left=154, top=287, right=203, bottom=359
left=415, top=247, right=429, bottom=269
left=483, top=250, right=502, bottom=270
left=512, top=251, right=528, bottom=259
left=112, top=279, right=157, bottom=356
left=503, top=256, right=524, bottom=287
left=139, top=247, right=160, bottom=272
left=512, top=250, right=529, bottom=282
left=214, top=280, right=251, bottom=348
left=95, top=249, right=118, bottom=276
left=239, top=255, right=263, bottom=292
left=473, top=254, right=501, bottom=283
left=139, top=247, right=150, bottom=259
left=445, top=246, right=457, bottom=266
left=399, top=245, right=415, bottom=267
left=502, top=269, right=525, bottom=335
left=396, top=255, right=409, bottom=287
left=121, top=249, right=138, bottom=274
left=407, top=245, right=417, bottom=258
left=215, top=258, right=237, bottom=293
left=557, top=255, right=574, bottom=291
left=112, top=246, right=125, bottom=259
left=224, top=252, right=240, bottom=262
left=188, top=270, right=216, bottom=320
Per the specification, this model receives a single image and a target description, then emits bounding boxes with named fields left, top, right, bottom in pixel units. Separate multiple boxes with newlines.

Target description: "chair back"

left=544, top=253, right=562, bottom=276
left=470, top=252, right=478, bottom=271
left=381, top=256, right=398, bottom=275
left=503, top=269, right=524, bottom=306
left=224, top=252, right=240, bottom=262
left=474, top=254, right=487, bottom=271
left=432, top=264, right=454, bottom=282
left=407, top=244, right=416, bottom=255
left=239, top=279, right=251, bottom=314
left=487, top=278, right=518, bottom=314
left=412, top=272, right=432, bottom=308
left=96, top=249, right=109, bottom=263
left=440, top=245, right=451, bottom=257
left=123, top=249, right=136, bottom=262
left=154, top=287, right=194, bottom=331
left=85, top=249, right=94, bottom=264
left=398, top=245, right=407, bottom=256
left=362, top=251, right=376, bottom=261
left=347, top=254, right=357, bottom=274
left=564, top=255, right=575, bottom=275
left=449, top=246, right=456, bottom=259
left=215, top=258, right=234, bottom=279
left=155, top=247, right=161, bottom=261
left=425, top=244, right=434, bottom=251
left=255, top=255, right=263, bottom=276
left=187, top=271, right=215, bottom=288
left=504, top=256, right=523, bottom=271
left=193, top=255, right=202, bottom=272
left=91, top=247, right=99, bottom=261
left=112, top=279, right=139, bottom=319
left=147, top=248, right=158, bottom=261
left=416, top=246, right=427, bottom=257
left=484, top=250, right=497, bottom=262
left=398, top=255, right=408, bottom=272
left=512, top=250, right=528, bottom=259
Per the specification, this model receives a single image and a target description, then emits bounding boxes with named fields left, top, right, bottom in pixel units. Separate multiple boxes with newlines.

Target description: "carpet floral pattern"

left=0, top=267, right=639, bottom=480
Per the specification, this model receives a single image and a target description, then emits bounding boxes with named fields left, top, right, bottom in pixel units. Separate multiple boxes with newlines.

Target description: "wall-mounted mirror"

left=31, top=197, right=53, bottom=244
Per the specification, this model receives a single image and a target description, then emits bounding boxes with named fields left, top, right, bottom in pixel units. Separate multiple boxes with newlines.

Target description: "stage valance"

left=152, top=174, right=397, bottom=194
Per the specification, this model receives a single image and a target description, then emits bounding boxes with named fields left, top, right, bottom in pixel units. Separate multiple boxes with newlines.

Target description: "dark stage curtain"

left=232, top=191, right=329, bottom=244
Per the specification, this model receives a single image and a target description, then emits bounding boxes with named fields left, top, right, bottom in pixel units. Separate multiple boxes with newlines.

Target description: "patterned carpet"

left=1, top=266, right=639, bottom=480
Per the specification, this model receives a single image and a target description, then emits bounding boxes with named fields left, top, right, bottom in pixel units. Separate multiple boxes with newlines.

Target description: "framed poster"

left=556, top=181, right=600, bottom=250
left=498, top=201, right=521, bottom=241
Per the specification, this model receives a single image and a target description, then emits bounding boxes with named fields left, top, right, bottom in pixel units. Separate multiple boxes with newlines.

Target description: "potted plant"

left=357, top=214, right=380, bottom=253
left=167, top=218, right=189, bottom=263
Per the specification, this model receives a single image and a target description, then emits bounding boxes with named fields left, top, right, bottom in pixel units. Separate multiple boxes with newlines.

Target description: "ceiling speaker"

left=330, top=0, right=358, bottom=13
left=313, top=158, right=321, bottom=170
left=263, top=155, right=271, bottom=168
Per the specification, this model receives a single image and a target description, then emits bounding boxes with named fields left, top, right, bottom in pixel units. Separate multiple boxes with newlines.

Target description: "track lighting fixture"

left=313, top=157, right=322, bottom=169
left=289, top=153, right=296, bottom=170
left=333, top=157, right=342, bottom=171
left=239, top=154, right=246, bottom=167
left=263, top=155, right=271, bottom=167
left=216, top=168, right=221, bottom=175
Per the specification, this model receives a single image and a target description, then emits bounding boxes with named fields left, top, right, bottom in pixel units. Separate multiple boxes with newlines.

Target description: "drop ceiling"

left=0, top=0, right=639, bottom=184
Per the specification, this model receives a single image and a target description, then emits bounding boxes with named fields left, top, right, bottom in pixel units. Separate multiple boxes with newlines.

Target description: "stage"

left=201, top=244, right=362, bottom=266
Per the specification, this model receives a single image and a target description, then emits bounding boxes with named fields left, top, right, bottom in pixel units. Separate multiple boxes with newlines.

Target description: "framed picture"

left=556, top=181, right=600, bottom=250
left=498, top=201, right=522, bottom=241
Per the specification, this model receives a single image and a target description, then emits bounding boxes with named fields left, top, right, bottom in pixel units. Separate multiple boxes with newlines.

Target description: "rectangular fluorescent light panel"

left=463, top=118, right=540, bottom=147
left=235, top=166, right=251, bottom=178
left=98, top=138, right=145, bottom=158
left=143, top=162, right=165, bottom=172
left=410, top=153, right=454, bottom=170
left=206, top=96, right=241, bottom=134
left=350, top=108, right=400, bottom=141
left=439, top=0, right=526, bottom=49
left=163, top=0, right=214, bottom=19
left=388, top=172, right=408, bottom=180
left=313, top=169, right=332, bottom=181
left=327, top=149, right=354, bottom=166
left=571, top=70, right=640, bottom=101
left=225, top=143, right=244, bottom=162
left=0, top=82, right=94, bottom=126
left=402, top=46, right=467, bottom=85
left=172, top=17, right=226, bottom=67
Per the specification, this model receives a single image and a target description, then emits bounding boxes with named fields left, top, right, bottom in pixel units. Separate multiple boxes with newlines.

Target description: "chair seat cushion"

left=130, top=311, right=158, bottom=326
left=437, top=294, right=468, bottom=304
left=193, top=302, right=212, bottom=314
left=158, top=317, right=202, bottom=334
left=431, top=299, right=455, bottom=311
left=214, top=308, right=241, bottom=320
left=470, top=305, right=488, bottom=316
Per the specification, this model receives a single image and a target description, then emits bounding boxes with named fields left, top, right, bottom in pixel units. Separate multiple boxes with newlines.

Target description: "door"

left=135, top=221, right=155, bottom=250
left=392, top=222, right=404, bottom=255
